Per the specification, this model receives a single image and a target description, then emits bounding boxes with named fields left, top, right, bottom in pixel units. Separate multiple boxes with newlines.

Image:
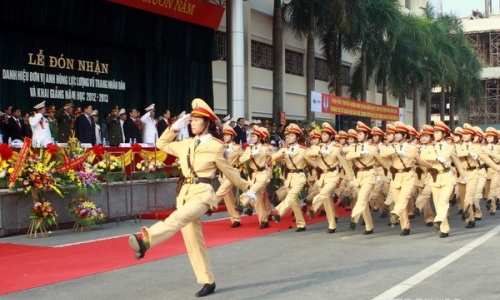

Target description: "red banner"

left=107, top=0, right=225, bottom=29
left=9, top=137, right=32, bottom=185
left=57, top=151, right=91, bottom=172
left=321, top=93, right=399, bottom=121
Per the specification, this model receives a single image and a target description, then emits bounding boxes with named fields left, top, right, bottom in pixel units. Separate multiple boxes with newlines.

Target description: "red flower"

left=46, top=143, right=59, bottom=155
left=92, top=144, right=105, bottom=158
left=0, top=143, right=13, bottom=160
left=131, top=143, right=142, bottom=152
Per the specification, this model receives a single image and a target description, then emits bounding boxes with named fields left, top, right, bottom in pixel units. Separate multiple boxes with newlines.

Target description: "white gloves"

left=437, top=157, right=446, bottom=164
left=376, top=175, right=381, bottom=183
left=320, top=149, right=330, bottom=155
left=251, top=148, right=260, bottom=156
left=246, top=190, right=256, bottom=201
left=225, top=148, right=234, bottom=154
left=397, top=150, right=406, bottom=157
left=469, top=152, right=478, bottom=160
left=462, top=176, right=468, bottom=183
left=360, top=149, right=370, bottom=156
left=286, top=151, right=294, bottom=156
left=171, top=113, right=191, bottom=131
left=349, top=180, right=354, bottom=187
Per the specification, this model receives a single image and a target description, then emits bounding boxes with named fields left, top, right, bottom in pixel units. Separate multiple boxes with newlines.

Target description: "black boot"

left=196, top=283, right=216, bottom=297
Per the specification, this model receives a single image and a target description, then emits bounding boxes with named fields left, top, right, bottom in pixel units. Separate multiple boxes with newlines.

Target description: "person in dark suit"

left=75, top=103, right=96, bottom=145
left=5, top=107, right=24, bottom=142
left=210, top=118, right=223, bottom=140
left=55, top=100, right=74, bottom=143
left=157, top=109, right=171, bottom=137
left=233, top=117, right=247, bottom=144
left=123, top=108, right=142, bottom=143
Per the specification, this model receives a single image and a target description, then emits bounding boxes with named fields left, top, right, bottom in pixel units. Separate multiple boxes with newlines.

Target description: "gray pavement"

left=1, top=205, right=500, bottom=300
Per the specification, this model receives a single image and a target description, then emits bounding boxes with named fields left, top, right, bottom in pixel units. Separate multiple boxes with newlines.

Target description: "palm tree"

left=282, top=0, right=350, bottom=121
left=273, top=0, right=284, bottom=124
left=420, top=5, right=483, bottom=128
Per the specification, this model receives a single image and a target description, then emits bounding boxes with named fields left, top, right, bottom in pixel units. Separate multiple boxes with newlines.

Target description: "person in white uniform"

left=29, top=100, right=52, bottom=147
left=92, top=110, right=102, bottom=145
left=141, top=103, right=158, bottom=145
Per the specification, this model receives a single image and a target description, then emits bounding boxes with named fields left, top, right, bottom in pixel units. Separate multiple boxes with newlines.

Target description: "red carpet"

left=0, top=206, right=350, bottom=295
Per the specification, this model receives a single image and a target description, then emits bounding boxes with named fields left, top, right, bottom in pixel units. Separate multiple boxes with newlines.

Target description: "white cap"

left=33, top=100, right=45, bottom=110
left=91, top=110, right=99, bottom=116
left=118, top=108, right=126, bottom=115
left=255, top=120, right=261, bottom=124
left=244, top=120, right=250, bottom=126
left=145, top=103, right=155, bottom=112
left=222, top=114, right=231, bottom=122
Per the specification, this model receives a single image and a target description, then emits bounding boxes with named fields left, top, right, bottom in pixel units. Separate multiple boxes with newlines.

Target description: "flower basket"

left=27, top=188, right=57, bottom=238
left=68, top=196, right=105, bottom=231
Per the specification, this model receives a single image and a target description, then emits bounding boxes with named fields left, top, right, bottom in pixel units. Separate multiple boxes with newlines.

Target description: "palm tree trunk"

left=425, top=73, right=431, bottom=124
left=335, top=32, right=343, bottom=96
left=382, top=75, right=388, bottom=130
left=306, top=30, right=315, bottom=121
left=273, top=0, right=284, bottom=124
left=360, top=46, right=367, bottom=101
left=412, top=80, right=419, bottom=127
left=449, top=94, right=455, bottom=131
left=440, top=88, right=445, bottom=121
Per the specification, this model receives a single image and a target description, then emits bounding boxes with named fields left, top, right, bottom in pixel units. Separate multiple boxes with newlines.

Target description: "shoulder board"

left=299, top=145, right=308, bottom=149
left=213, top=138, right=224, bottom=144
left=332, top=144, right=341, bottom=148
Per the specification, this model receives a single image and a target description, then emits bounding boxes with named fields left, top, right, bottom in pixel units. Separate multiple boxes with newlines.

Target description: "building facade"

left=212, top=0, right=429, bottom=127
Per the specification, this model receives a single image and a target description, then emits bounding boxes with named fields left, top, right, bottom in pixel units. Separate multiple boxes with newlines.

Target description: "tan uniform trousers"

left=415, top=184, right=435, bottom=223
left=368, top=180, right=387, bottom=212
left=311, top=171, right=340, bottom=230
left=457, top=183, right=465, bottom=211
left=390, top=172, right=415, bottom=230
left=275, top=172, right=307, bottom=228
left=431, top=183, right=454, bottom=234
left=463, top=169, right=479, bottom=223
left=474, top=168, right=487, bottom=218
left=143, top=195, right=214, bottom=284
left=218, top=176, right=240, bottom=223
left=241, top=170, right=272, bottom=224
left=486, top=171, right=500, bottom=212
left=351, top=171, right=374, bottom=231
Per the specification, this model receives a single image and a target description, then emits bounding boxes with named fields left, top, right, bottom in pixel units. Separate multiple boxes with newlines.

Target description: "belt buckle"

left=194, top=177, right=199, bottom=184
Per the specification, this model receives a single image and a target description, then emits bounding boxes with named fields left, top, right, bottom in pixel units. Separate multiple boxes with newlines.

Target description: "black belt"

left=393, top=167, right=412, bottom=173
left=464, top=166, right=479, bottom=171
left=353, top=166, right=373, bottom=172
left=287, top=168, right=304, bottom=173
left=252, top=166, right=266, bottom=172
left=324, top=166, right=339, bottom=173
left=183, top=177, right=212, bottom=184
left=480, top=164, right=488, bottom=169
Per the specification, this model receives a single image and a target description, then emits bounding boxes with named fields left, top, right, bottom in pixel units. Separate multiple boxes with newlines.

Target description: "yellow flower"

left=8, top=167, right=14, bottom=173
left=136, top=163, right=142, bottom=170
left=110, top=165, right=115, bottom=170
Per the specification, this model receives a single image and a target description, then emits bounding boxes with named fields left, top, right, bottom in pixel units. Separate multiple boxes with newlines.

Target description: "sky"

left=429, top=0, right=500, bottom=18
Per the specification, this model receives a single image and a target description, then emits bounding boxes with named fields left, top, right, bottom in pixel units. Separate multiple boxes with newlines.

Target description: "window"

left=341, top=65, right=350, bottom=86
left=315, top=57, right=328, bottom=81
left=214, top=30, right=227, bottom=61
left=285, top=49, right=304, bottom=76
left=251, top=40, right=273, bottom=70
left=405, top=0, right=411, bottom=9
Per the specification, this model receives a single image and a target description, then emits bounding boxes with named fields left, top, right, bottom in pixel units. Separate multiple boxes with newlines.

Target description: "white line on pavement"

left=372, top=225, right=500, bottom=300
